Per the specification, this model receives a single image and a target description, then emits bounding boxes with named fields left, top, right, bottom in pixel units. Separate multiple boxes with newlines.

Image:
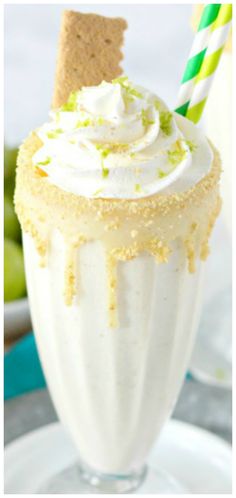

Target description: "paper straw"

left=186, top=4, right=232, bottom=123
left=175, top=3, right=221, bottom=116
left=175, top=3, right=232, bottom=123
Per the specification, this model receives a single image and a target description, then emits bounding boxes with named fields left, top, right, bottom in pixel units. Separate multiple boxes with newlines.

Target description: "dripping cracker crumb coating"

left=15, top=132, right=221, bottom=327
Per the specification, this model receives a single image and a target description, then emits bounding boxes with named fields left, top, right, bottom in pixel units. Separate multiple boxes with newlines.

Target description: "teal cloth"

left=4, top=333, right=46, bottom=400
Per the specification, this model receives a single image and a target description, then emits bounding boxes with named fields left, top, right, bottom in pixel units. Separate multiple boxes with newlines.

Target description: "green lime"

left=4, top=146, right=18, bottom=180
left=4, top=238, right=26, bottom=302
left=4, top=196, right=21, bottom=242
left=4, top=145, right=19, bottom=197
left=4, top=178, right=16, bottom=198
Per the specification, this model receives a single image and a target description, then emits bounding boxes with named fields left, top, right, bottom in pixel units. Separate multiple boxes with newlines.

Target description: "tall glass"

left=15, top=133, right=221, bottom=493
left=205, top=50, right=232, bottom=233
left=190, top=6, right=232, bottom=389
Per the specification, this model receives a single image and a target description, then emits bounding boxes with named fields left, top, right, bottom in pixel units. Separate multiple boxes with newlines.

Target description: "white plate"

left=4, top=297, right=31, bottom=339
left=4, top=419, right=232, bottom=494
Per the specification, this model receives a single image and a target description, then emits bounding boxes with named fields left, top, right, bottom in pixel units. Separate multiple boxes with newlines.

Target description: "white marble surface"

left=4, top=4, right=231, bottom=382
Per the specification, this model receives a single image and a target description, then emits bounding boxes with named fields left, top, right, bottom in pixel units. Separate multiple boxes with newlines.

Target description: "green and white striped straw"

left=176, top=4, right=221, bottom=116
left=176, top=3, right=232, bottom=124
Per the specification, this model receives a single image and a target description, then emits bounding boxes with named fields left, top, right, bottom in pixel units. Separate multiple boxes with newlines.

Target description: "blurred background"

left=5, top=4, right=194, bottom=144
left=4, top=0, right=231, bottom=457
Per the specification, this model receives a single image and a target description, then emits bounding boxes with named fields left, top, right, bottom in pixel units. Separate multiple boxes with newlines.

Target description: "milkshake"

left=15, top=78, right=221, bottom=490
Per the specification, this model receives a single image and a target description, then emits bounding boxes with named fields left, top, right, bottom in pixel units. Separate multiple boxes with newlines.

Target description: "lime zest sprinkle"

left=37, top=157, right=51, bottom=166
left=97, top=116, right=105, bottom=125
left=112, top=76, right=129, bottom=85
left=76, top=118, right=92, bottom=128
left=154, top=99, right=161, bottom=111
left=55, top=111, right=60, bottom=123
left=112, top=76, right=143, bottom=102
left=158, top=169, right=168, bottom=179
left=160, top=111, right=173, bottom=136
left=123, top=93, right=134, bottom=106
left=60, top=91, right=78, bottom=112
left=141, top=109, right=155, bottom=127
left=102, top=167, right=109, bottom=178
left=95, top=144, right=111, bottom=159
left=46, top=128, right=63, bottom=139
left=95, top=144, right=111, bottom=178
left=185, top=139, right=197, bottom=153
left=167, top=140, right=186, bottom=166
left=76, top=116, right=105, bottom=128
left=127, top=87, right=143, bottom=99
left=134, top=183, right=142, bottom=193
left=93, top=187, right=104, bottom=197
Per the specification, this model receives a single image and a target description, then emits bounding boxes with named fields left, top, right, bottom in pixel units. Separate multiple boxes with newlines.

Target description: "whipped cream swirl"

left=33, top=78, right=213, bottom=199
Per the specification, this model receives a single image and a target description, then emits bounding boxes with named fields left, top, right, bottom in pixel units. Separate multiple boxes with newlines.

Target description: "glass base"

left=38, top=461, right=187, bottom=494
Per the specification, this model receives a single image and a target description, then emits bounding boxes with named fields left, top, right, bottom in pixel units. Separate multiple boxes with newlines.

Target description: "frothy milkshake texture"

left=23, top=232, right=204, bottom=474
left=33, top=78, right=213, bottom=199
left=15, top=77, right=221, bottom=476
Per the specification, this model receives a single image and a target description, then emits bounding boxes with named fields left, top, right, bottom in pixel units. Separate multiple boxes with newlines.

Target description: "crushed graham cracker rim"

left=52, top=10, right=127, bottom=109
left=15, top=131, right=221, bottom=220
left=15, top=132, right=221, bottom=327
left=191, top=4, right=232, bottom=52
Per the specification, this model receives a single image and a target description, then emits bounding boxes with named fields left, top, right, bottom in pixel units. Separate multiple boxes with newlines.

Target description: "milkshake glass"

left=15, top=80, right=221, bottom=493
left=190, top=6, right=232, bottom=388
left=198, top=52, right=232, bottom=387
left=205, top=49, right=232, bottom=232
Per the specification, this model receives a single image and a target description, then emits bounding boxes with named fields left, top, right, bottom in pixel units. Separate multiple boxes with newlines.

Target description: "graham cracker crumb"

left=15, top=132, right=222, bottom=328
left=64, top=246, right=77, bottom=306
left=106, top=254, right=118, bottom=329
left=105, top=219, right=120, bottom=231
